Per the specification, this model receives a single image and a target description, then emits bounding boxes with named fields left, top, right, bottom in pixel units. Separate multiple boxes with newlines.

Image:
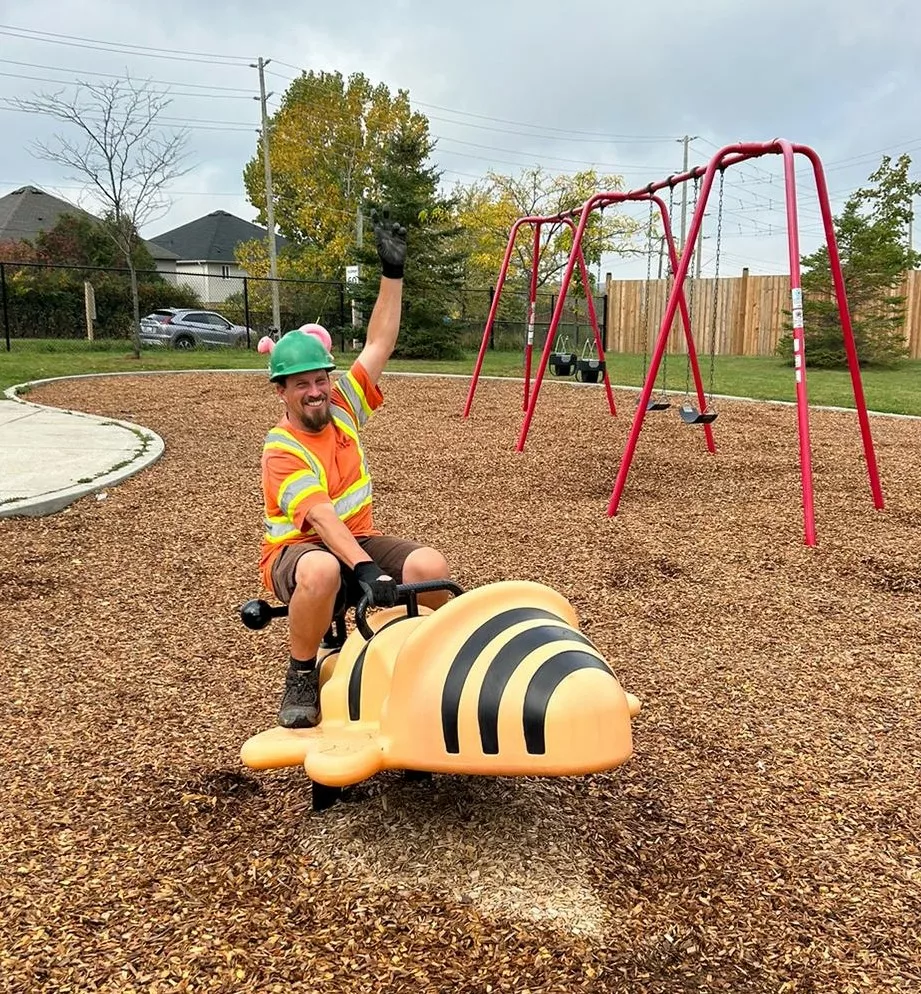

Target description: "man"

left=259, top=213, right=451, bottom=729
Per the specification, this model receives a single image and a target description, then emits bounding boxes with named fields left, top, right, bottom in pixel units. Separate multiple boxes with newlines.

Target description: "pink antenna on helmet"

left=258, top=324, right=333, bottom=357
left=298, top=323, right=332, bottom=352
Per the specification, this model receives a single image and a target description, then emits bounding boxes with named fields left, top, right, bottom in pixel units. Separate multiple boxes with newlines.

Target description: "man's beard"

left=293, top=400, right=331, bottom=433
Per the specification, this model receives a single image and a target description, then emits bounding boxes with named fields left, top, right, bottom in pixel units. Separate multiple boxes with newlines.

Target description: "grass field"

left=2, top=338, right=919, bottom=415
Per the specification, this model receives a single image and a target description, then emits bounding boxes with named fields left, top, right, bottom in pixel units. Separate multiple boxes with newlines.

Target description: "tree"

left=777, top=154, right=921, bottom=367
left=0, top=213, right=157, bottom=271
left=13, top=79, right=189, bottom=356
left=351, top=119, right=466, bottom=358
left=34, top=213, right=156, bottom=272
left=241, top=70, right=424, bottom=283
left=454, top=167, right=640, bottom=293
left=0, top=239, right=39, bottom=263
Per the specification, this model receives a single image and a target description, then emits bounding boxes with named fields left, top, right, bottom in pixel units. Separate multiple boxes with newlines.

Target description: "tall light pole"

left=253, top=56, right=281, bottom=333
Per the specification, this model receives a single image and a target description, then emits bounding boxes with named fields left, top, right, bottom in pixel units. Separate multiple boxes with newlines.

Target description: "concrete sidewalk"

left=0, top=383, right=165, bottom=519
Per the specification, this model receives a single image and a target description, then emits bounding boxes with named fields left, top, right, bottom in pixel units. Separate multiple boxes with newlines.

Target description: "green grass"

left=2, top=339, right=919, bottom=415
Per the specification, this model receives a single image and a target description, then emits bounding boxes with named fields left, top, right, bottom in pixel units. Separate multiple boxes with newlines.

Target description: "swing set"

left=463, top=139, right=885, bottom=546
left=464, top=213, right=618, bottom=418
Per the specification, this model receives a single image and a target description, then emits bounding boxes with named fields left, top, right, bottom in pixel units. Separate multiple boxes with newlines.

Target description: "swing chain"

left=706, top=170, right=725, bottom=407
left=641, top=197, right=655, bottom=383
left=660, top=184, right=679, bottom=397
left=684, top=174, right=701, bottom=400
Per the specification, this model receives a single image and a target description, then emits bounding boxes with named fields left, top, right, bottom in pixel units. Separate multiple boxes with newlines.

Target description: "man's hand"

left=372, top=209, right=407, bottom=280
left=352, top=561, right=399, bottom=608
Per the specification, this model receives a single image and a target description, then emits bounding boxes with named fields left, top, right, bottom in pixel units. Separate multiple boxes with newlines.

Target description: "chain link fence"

left=0, top=260, right=607, bottom=355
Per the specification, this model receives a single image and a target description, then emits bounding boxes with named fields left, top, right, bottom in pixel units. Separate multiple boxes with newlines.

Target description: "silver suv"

left=140, top=308, right=250, bottom=349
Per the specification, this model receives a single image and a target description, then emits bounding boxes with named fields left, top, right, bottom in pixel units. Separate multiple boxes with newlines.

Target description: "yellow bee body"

left=241, top=581, right=641, bottom=787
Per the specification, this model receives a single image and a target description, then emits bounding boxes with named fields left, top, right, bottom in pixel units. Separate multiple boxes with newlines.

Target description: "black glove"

left=353, top=561, right=398, bottom=608
left=372, top=208, right=407, bottom=280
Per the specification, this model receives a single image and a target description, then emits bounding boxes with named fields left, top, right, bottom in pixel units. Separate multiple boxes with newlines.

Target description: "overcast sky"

left=1, top=0, right=920, bottom=280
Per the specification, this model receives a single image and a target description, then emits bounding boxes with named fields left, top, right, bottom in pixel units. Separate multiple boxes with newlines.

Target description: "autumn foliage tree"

left=241, top=70, right=425, bottom=282
left=454, top=167, right=639, bottom=292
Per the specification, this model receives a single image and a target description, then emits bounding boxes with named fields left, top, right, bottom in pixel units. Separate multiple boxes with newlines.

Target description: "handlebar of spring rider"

left=240, top=578, right=464, bottom=641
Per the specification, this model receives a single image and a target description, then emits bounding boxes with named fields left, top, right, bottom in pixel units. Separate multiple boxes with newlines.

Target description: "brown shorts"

left=270, top=535, right=425, bottom=606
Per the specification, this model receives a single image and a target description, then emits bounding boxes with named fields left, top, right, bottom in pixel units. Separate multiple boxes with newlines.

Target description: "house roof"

left=149, top=210, right=286, bottom=263
left=0, top=185, right=91, bottom=243
left=0, top=184, right=179, bottom=261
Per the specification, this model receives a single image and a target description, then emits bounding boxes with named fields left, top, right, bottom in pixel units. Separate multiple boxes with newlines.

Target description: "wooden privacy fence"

left=604, top=269, right=921, bottom=359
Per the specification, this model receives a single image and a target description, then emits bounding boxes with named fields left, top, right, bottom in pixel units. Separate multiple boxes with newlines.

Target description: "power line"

left=435, top=134, right=674, bottom=172
left=0, top=24, right=252, bottom=66
left=0, top=57, right=254, bottom=93
left=0, top=85, right=678, bottom=175
left=0, top=180, right=246, bottom=198
left=266, top=63, right=681, bottom=145
left=0, top=103, right=256, bottom=133
left=0, top=71, right=253, bottom=101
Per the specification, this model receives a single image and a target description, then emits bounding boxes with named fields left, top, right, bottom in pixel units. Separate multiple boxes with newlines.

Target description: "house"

left=0, top=185, right=179, bottom=268
left=149, top=210, right=286, bottom=302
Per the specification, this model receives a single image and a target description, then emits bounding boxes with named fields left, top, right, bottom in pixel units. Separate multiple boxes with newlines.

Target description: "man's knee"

left=402, top=546, right=450, bottom=583
left=293, top=550, right=342, bottom=601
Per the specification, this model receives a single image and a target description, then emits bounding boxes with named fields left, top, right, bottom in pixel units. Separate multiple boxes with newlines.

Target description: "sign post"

left=345, top=265, right=361, bottom=337
left=84, top=281, right=97, bottom=342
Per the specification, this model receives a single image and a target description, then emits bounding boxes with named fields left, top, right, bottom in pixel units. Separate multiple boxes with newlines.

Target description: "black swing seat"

left=645, top=397, right=671, bottom=411
left=575, top=357, right=605, bottom=383
left=678, top=403, right=718, bottom=425
left=549, top=352, right=576, bottom=376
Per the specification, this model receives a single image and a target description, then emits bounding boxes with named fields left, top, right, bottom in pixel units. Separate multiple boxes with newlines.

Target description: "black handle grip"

left=240, top=598, right=289, bottom=630
left=355, top=578, right=464, bottom=640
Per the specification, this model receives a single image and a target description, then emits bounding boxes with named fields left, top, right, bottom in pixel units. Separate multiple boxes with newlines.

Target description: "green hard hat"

left=269, top=331, right=336, bottom=382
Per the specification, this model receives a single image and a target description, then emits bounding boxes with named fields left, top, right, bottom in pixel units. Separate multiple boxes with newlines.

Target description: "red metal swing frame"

left=463, top=214, right=618, bottom=418
left=463, top=140, right=885, bottom=546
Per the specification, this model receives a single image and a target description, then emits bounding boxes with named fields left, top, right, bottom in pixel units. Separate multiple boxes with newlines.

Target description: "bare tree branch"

left=12, top=76, right=192, bottom=355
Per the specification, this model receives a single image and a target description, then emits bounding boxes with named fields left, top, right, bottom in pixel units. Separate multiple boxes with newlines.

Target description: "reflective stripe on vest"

left=262, top=421, right=372, bottom=544
left=334, top=476, right=373, bottom=519
left=277, top=468, right=325, bottom=518
left=336, top=369, right=374, bottom=427
left=264, top=428, right=328, bottom=488
left=264, top=514, right=302, bottom=545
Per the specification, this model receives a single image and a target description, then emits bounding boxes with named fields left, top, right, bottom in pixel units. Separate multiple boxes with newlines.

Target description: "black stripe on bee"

left=441, top=607, right=564, bottom=753
left=523, top=650, right=614, bottom=754
left=477, top=624, right=596, bottom=754
left=347, top=615, right=416, bottom=721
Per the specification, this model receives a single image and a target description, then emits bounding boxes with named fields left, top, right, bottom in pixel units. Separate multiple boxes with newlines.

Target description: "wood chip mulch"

left=1, top=370, right=919, bottom=994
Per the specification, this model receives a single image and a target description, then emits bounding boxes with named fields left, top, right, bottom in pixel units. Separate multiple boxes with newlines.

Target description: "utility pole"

left=254, top=57, right=281, bottom=334
left=678, top=134, right=699, bottom=255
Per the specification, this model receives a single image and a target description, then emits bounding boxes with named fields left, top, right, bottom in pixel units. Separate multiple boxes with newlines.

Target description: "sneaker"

left=278, top=666, right=320, bottom=728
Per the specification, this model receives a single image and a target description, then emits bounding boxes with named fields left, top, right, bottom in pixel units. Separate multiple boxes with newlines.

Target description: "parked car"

left=139, top=308, right=251, bottom=349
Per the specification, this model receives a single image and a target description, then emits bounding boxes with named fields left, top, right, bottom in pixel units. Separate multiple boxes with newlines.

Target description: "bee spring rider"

left=239, top=579, right=642, bottom=810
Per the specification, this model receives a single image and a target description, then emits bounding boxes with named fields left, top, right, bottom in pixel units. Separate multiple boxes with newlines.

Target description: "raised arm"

left=357, top=212, right=407, bottom=386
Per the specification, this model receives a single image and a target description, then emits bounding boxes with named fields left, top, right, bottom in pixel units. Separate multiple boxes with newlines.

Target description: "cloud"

left=1, top=0, right=919, bottom=277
